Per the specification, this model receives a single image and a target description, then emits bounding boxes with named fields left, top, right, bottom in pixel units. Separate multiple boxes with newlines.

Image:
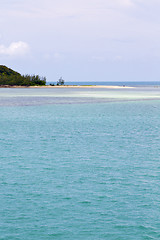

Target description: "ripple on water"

left=1, top=99, right=160, bottom=239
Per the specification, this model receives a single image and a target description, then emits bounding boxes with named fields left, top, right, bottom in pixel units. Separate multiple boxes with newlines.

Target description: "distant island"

left=0, top=65, right=46, bottom=86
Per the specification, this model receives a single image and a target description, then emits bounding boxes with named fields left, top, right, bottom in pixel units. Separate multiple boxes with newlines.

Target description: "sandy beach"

left=30, top=85, right=134, bottom=89
left=0, top=85, right=134, bottom=89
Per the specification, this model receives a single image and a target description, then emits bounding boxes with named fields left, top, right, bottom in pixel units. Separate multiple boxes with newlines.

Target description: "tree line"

left=0, top=74, right=46, bottom=86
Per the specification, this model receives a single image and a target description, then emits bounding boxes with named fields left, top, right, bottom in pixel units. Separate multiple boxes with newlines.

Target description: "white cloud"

left=1, top=0, right=135, bottom=20
left=1, top=0, right=160, bottom=81
left=0, top=41, right=30, bottom=57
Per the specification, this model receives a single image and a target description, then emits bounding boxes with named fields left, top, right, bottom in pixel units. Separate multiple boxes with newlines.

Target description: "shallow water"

left=0, top=86, right=160, bottom=106
left=1, top=87, right=160, bottom=239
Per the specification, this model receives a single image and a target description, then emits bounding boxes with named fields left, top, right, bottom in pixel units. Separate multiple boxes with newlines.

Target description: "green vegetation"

left=57, top=77, right=65, bottom=85
left=49, top=77, right=65, bottom=86
left=0, top=65, right=46, bottom=86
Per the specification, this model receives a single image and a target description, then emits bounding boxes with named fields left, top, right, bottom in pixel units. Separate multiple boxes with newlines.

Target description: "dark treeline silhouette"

left=50, top=77, right=65, bottom=86
left=0, top=74, right=46, bottom=86
left=0, top=65, right=46, bottom=86
left=57, top=77, right=65, bottom=85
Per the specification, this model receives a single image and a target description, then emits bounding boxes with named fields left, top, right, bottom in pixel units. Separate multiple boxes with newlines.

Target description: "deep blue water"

left=1, top=88, right=160, bottom=239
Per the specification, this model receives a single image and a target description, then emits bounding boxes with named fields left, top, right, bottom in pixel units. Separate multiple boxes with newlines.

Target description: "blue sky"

left=0, top=0, right=160, bottom=82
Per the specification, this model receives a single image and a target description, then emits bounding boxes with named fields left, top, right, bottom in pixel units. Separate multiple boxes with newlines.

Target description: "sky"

left=0, top=0, right=160, bottom=82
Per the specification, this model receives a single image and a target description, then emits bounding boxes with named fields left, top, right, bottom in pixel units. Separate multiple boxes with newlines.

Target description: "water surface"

left=1, top=87, right=160, bottom=239
left=0, top=86, right=160, bottom=106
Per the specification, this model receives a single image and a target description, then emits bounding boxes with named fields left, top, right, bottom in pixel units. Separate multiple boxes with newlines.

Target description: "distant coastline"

left=47, top=81, right=160, bottom=87
left=0, top=85, right=134, bottom=89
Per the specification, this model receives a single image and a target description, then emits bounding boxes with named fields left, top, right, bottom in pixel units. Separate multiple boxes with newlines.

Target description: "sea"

left=1, top=82, right=160, bottom=240
left=48, top=81, right=160, bottom=87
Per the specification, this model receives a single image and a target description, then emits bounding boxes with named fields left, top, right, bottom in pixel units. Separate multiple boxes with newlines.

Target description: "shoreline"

left=0, top=85, right=134, bottom=89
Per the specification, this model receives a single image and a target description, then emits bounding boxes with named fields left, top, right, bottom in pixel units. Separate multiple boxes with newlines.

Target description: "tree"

left=0, top=65, right=46, bottom=86
left=57, top=77, right=65, bottom=85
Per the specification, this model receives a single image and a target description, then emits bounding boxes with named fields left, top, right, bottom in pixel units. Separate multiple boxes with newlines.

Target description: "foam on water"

left=1, top=87, right=160, bottom=239
left=0, top=86, right=160, bottom=106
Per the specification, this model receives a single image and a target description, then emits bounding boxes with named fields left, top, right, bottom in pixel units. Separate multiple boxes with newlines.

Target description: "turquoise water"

left=1, top=87, right=160, bottom=239
left=48, top=81, right=160, bottom=87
